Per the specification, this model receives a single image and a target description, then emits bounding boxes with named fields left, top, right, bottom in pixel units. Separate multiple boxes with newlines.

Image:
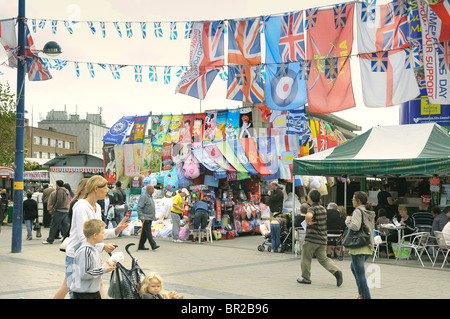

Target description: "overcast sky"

left=0, top=0, right=401, bottom=133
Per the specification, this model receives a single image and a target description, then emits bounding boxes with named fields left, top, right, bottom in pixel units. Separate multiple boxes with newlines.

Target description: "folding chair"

left=205, top=217, right=214, bottom=243
left=432, top=231, right=450, bottom=269
left=398, top=232, right=433, bottom=267
left=327, top=230, right=344, bottom=260
left=372, top=229, right=389, bottom=262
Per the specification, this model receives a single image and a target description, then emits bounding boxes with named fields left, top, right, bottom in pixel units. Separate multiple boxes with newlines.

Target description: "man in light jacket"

left=137, top=185, right=159, bottom=251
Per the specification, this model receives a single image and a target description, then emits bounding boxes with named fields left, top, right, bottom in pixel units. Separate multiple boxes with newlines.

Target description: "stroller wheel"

left=257, top=245, right=265, bottom=252
left=267, top=246, right=271, bottom=252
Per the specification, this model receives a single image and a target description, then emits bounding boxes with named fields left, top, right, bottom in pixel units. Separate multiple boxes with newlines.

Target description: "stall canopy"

left=293, top=123, right=450, bottom=177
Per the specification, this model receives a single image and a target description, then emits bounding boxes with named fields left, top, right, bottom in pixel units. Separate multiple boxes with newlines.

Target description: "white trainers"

left=173, top=239, right=183, bottom=243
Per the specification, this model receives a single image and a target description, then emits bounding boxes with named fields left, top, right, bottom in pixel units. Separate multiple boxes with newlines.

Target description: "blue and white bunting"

left=52, top=20, right=57, bottom=34
left=38, top=19, right=46, bottom=29
left=176, top=66, right=188, bottom=78
left=126, top=22, right=133, bottom=38
left=140, top=22, right=147, bottom=39
left=32, top=19, right=37, bottom=32
left=113, top=22, right=122, bottom=37
left=184, top=22, right=192, bottom=39
left=87, top=63, right=95, bottom=78
left=170, top=22, right=177, bottom=40
left=109, top=64, right=121, bottom=79
left=53, top=59, right=68, bottom=70
left=87, top=21, right=96, bottom=35
left=134, top=65, right=142, bottom=82
left=64, top=21, right=74, bottom=34
left=100, top=22, right=106, bottom=38
left=154, top=22, right=163, bottom=38
left=74, top=62, right=80, bottom=77
left=149, top=66, right=158, bottom=81
left=164, top=66, right=171, bottom=83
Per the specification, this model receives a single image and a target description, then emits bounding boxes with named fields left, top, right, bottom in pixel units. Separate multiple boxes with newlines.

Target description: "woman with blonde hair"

left=64, top=175, right=129, bottom=298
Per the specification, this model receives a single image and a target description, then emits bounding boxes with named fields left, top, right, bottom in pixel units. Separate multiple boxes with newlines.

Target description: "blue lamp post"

left=12, top=0, right=61, bottom=253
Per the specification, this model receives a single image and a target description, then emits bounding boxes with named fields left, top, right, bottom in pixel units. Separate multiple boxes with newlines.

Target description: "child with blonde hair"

left=140, top=272, right=184, bottom=299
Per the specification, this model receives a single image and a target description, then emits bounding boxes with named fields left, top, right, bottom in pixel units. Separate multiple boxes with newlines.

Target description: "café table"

left=379, top=224, right=405, bottom=260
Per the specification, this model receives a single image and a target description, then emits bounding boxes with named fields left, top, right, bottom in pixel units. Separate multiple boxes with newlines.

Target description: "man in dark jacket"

left=23, top=192, right=38, bottom=240
left=43, top=180, right=70, bottom=244
left=268, top=182, right=284, bottom=217
left=137, top=185, right=159, bottom=251
left=0, top=190, right=9, bottom=232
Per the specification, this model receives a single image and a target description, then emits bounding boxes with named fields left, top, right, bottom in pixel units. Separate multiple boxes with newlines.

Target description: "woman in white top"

left=65, top=175, right=129, bottom=298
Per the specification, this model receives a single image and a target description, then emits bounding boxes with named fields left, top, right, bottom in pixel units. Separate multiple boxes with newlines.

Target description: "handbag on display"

left=343, top=208, right=371, bottom=249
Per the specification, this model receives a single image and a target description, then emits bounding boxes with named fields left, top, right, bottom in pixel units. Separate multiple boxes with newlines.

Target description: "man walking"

left=43, top=180, right=70, bottom=244
left=297, top=189, right=343, bottom=287
left=137, top=185, right=159, bottom=251
left=42, top=184, right=54, bottom=228
left=268, top=181, right=284, bottom=218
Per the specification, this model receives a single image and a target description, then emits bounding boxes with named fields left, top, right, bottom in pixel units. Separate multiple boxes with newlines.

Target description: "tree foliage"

left=0, top=82, right=17, bottom=168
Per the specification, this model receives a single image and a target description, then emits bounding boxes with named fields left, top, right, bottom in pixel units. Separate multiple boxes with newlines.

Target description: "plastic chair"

left=432, top=231, right=450, bottom=268
left=205, top=217, right=214, bottom=243
left=372, top=229, right=389, bottom=262
left=398, top=232, right=433, bottom=267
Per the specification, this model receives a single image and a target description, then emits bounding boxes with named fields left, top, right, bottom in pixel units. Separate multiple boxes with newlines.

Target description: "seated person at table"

left=431, top=206, right=449, bottom=233
left=376, top=208, right=390, bottom=227
left=412, top=204, right=434, bottom=231
left=387, top=206, right=416, bottom=256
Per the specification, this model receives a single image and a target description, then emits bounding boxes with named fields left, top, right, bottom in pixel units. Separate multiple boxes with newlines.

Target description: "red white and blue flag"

left=175, top=21, right=225, bottom=100
left=227, top=17, right=264, bottom=103
left=279, top=11, right=305, bottom=62
left=23, top=25, right=52, bottom=81
left=429, top=0, right=450, bottom=41
left=357, top=2, right=419, bottom=107
left=0, top=19, right=17, bottom=68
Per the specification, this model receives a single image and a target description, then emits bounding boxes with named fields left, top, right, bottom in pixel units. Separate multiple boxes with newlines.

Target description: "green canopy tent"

left=290, top=123, right=450, bottom=252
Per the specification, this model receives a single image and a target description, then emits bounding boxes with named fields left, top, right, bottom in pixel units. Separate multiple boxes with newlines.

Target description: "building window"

left=34, top=136, right=41, bottom=145
left=65, top=141, right=71, bottom=149
left=33, top=151, right=40, bottom=158
left=50, top=138, right=56, bottom=147
left=42, top=137, right=49, bottom=146
left=57, top=140, right=64, bottom=148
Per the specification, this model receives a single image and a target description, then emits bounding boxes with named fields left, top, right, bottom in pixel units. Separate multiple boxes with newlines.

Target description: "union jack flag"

left=23, top=25, right=52, bottom=81
left=140, top=22, right=147, bottom=39
left=154, top=22, right=163, bottom=38
left=305, top=8, right=318, bottom=30
left=185, top=22, right=192, bottom=39
left=176, top=21, right=225, bottom=99
left=149, top=66, right=157, bottom=81
left=74, top=62, right=80, bottom=77
left=279, top=11, right=305, bottom=62
left=381, top=2, right=410, bottom=51
left=100, top=22, right=106, bottom=38
left=52, top=20, right=57, bottom=34
left=113, top=22, right=122, bottom=37
left=228, top=18, right=261, bottom=65
left=324, top=56, right=338, bottom=79
left=125, top=22, right=133, bottom=38
left=370, top=51, right=389, bottom=72
left=334, top=4, right=348, bottom=28
left=87, top=21, right=96, bottom=35
left=437, top=41, right=450, bottom=71
left=404, top=46, right=422, bottom=69
left=227, top=65, right=264, bottom=103
left=64, top=21, right=74, bottom=34
left=164, top=66, right=171, bottom=84
left=361, top=2, right=376, bottom=22
left=134, top=65, right=142, bottom=82
left=170, top=22, right=177, bottom=40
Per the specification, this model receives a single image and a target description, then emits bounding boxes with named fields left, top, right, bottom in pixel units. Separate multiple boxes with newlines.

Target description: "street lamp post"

left=12, top=0, right=62, bottom=253
left=12, top=0, right=26, bottom=253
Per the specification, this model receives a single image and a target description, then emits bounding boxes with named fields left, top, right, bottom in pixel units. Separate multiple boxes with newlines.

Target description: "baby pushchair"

left=108, top=243, right=146, bottom=299
left=257, top=213, right=293, bottom=253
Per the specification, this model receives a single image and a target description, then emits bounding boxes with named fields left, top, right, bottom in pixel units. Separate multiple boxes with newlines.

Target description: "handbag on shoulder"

left=343, top=208, right=371, bottom=249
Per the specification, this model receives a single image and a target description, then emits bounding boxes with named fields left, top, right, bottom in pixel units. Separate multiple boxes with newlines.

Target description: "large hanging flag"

left=269, top=110, right=287, bottom=136
left=103, top=146, right=116, bottom=184
left=215, top=141, right=249, bottom=174
left=192, top=147, right=227, bottom=176
left=203, top=111, right=217, bottom=145
left=228, top=139, right=259, bottom=175
left=214, top=110, right=228, bottom=142
left=238, top=107, right=254, bottom=139
left=324, top=122, right=339, bottom=149
left=418, top=0, right=450, bottom=104
left=141, top=139, right=152, bottom=175
left=307, top=3, right=356, bottom=113
left=103, top=116, right=135, bottom=145
left=226, top=108, right=240, bottom=140
left=256, top=137, right=279, bottom=176
left=123, top=144, right=136, bottom=177
left=114, top=145, right=124, bottom=180
left=152, top=115, right=172, bottom=147
left=23, top=25, right=52, bottom=81
left=175, top=21, right=225, bottom=100
left=166, top=114, right=184, bottom=144
left=161, top=142, right=174, bottom=171
left=227, top=17, right=264, bottom=103
left=127, top=115, right=149, bottom=144
left=179, top=114, right=194, bottom=143
left=0, top=19, right=17, bottom=68
left=192, top=113, right=206, bottom=149
left=286, top=106, right=310, bottom=136
left=264, top=13, right=307, bottom=111
left=429, top=0, right=450, bottom=41
left=239, top=138, right=271, bottom=175
left=204, top=144, right=236, bottom=172
left=357, top=2, right=420, bottom=106
left=274, top=134, right=299, bottom=181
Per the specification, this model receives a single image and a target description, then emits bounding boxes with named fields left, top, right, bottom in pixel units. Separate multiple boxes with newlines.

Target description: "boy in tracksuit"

left=70, top=219, right=116, bottom=299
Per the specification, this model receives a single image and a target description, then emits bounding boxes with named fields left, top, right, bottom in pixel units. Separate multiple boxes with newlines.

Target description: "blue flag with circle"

left=102, top=116, right=135, bottom=145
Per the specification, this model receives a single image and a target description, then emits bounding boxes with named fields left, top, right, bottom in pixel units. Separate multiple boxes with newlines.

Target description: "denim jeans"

left=350, top=254, right=371, bottom=299
left=114, top=208, right=125, bottom=236
left=270, top=223, right=281, bottom=252
left=65, top=255, right=74, bottom=299
left=25, top=219, right=33, bottom=239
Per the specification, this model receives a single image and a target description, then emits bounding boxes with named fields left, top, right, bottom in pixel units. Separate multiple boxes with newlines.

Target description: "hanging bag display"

left=343, top=208, right=371, bottom=249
